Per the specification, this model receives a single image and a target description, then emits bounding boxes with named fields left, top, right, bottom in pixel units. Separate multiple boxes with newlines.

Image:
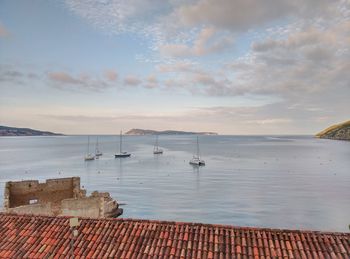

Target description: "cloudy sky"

left=0, top=0, right=349, bottom=134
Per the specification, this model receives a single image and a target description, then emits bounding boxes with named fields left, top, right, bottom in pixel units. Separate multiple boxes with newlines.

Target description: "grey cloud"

left=0, top=67, right=25, bottom=85
left=156, top=12, right=350, bottom=104
left=303, top=47, right=334, bottom=63
left=104, top=70, right=118, bottom=81
left=177, top=0, right=294, bottom=31
left=63, top=0, right=346, bottom=63
left=124, top=75, right=142, bottom=86
left=144, top=75, right=158, bottom=89
left=252, top=27, right=334, bottom=52
left=176, top=0, right=340, bottom=32
left=0, top=66, right=41, bottom=86
left=160, top=27, right=234, bottom=57
left=48, top=72, right=83, bottom=85
left=27, top=73, right=39, bottom=79
left=47, top=71, right=117, bottom=92
left=157, top=61, right=200, bottom=73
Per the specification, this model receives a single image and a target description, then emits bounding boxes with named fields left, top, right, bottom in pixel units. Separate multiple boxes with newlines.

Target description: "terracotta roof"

left=0, top=213, right=349, bottom=258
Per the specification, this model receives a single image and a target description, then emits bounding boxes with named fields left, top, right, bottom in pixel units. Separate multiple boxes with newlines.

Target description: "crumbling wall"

left=3, top=177, right=122, bottom=218
left=4, top=177, right=84, bottom=209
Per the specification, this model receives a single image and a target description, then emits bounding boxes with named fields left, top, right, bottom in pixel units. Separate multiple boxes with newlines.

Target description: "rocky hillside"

left=316, top=120, right=350, bottom=141
left=125, top=129, right=217, bottom=135
left=0, top=126, right=62, bottom=136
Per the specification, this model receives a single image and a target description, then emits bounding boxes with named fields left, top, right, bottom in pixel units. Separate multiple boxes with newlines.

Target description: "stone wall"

left=4, top=177, right=84, bottom=209
left=3, top=177, right=122, bottom=218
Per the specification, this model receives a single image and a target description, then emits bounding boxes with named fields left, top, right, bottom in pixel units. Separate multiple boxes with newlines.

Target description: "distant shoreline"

left=0, top=125, right=63, bottom=137
left=125, top=128, right=218, bottom=136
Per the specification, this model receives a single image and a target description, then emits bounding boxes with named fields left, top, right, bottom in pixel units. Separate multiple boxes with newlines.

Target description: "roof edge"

left=1, top=212, right=349, bottom=235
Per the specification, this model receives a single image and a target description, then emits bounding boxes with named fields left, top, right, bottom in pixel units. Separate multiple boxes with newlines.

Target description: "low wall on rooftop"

left=7, top=203, right=53, bottom=216
left=61, top=196, right=101, bottom=218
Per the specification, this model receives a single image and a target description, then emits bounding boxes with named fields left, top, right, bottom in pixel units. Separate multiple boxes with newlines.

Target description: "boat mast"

left=96, top=136, right=99, bottom=152
left=120, top=130, right=122, bottom=153
left=87, top=136, right=90, bottom=155
left=156, top=135, right=159, bottom=151
left=196, top=136, right=200, bottom=158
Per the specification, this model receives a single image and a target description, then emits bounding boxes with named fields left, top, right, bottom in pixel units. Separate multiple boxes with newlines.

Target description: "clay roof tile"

left=0, top=213, right=348, bottom=258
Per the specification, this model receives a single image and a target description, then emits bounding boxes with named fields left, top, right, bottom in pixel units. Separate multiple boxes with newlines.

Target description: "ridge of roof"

left=0, top=212, right=348, bottom=235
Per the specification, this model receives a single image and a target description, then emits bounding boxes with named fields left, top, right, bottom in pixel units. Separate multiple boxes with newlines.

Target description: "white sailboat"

left=153, top=135, right=163, bottom=154
left=189, top=136, right=205, bottom=166
left=84, top=136, right=95, bottom=161
left=95, top=136, right=103, bottom=157
left=115, top=131, right=131, bottom=158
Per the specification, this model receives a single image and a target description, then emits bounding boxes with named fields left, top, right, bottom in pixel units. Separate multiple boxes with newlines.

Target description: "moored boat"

left=189, top=136, right=205, bottom=166
left=84, top=136, right=95, bottom=161
left=115, top=131, right=131, bottom=158
left=153, top=135, right=163, bottom=154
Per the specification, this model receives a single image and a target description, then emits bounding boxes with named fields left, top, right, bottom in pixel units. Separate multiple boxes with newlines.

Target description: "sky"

left=0, top=0, right=349, bottom=135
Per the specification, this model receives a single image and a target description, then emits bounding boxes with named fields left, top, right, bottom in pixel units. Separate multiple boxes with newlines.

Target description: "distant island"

left=316, top=120, right=350, bottom=141
left=0, top=125, right=63, bottom=136
left=125, top=129, right=218, bottom=135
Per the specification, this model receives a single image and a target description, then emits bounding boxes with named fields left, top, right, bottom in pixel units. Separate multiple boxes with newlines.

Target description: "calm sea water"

left=0, top=135, right=349, bottom=232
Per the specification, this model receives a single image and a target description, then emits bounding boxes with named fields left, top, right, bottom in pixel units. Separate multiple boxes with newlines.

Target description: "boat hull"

left=115, top=153, right=131, bottom=158
left=189, top=160, right=205, bottom=166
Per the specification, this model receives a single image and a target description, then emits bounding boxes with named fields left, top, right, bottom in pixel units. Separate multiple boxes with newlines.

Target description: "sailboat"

left=84, top=136, right=95, bottom=161
left=115, top=131, right=131, bottom=158
left=153, top=135, right=163, bottom=154
left=95, top=136, right=103, bottom=157
left=189, top=136, right=205, bottom=166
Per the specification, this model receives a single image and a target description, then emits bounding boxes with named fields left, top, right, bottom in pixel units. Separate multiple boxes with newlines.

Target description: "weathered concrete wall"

left=61, top=197, right=101, bottom=218
left=4, top=177, right=84, bottom=209
left=7, top=203, right=53, bottom=216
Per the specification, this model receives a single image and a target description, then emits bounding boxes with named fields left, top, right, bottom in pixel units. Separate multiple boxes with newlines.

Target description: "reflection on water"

left=0, top=135, right=349, bottom=232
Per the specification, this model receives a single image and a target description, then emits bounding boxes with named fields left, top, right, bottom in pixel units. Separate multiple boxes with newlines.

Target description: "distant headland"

left=125, top=129, right=218, bottom=135
left=316, top=120, right=350, bottom=141
left=0, top=125, right=63, bottom=136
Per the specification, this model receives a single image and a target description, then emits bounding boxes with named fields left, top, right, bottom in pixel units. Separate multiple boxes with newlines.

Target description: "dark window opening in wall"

left=29, top=199, right=38, bottom=204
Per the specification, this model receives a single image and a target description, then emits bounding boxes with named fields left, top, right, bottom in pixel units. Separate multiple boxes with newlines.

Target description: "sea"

left=0, top=135, right=349, bottom=232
